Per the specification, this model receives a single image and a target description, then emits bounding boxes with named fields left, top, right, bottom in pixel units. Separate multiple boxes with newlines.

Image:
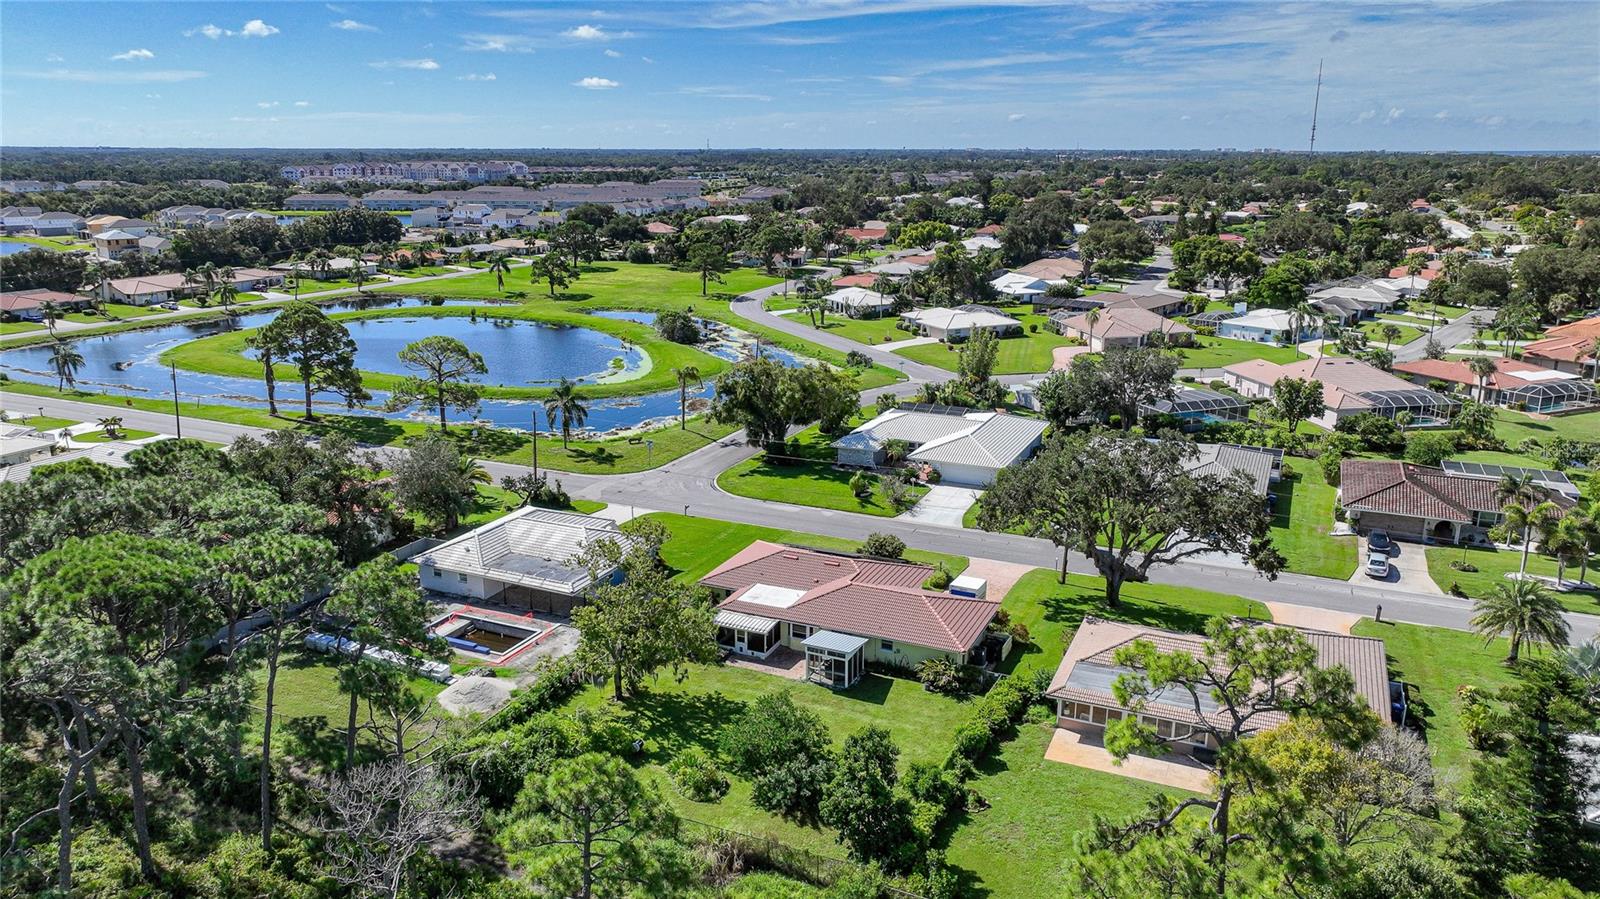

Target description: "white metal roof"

left=899, top=307, right=1020, bottom=331
left=831, top=409, right=987, bottom=453
left=803, top=630, right=869, bottom=654
left=715, top=610, right=780, bottom=632
left=907, top=414, right=1049, bottom=468
left=416, top=507, right=629, bottom=595
left=824, top=287, right=893, bottom=309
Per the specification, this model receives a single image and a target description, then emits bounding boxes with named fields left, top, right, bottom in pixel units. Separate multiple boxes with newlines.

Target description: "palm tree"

left=96, top=416, right=124, bottom=438
left=196, top=261, right=219, bottom=299
left=48, top=340, right=84, bottom=392
left=1471, top=578, right=1569, bottom=663
left=350, top=266, right=370, bottom=295
left=38, top=300, right=62, bottom=336
left=83, top=261, right=113, bottom=307
left=1496, top=473, right=1545, bottom=574
left=541, top=378, right=588, bottom=449
left=245, top=332, right=279, bottom=416
left=672, top=365, right=701, bottom=429
left=1288, top=302, right=1319, bottom=359
left=487, top=253, right=511, bottom=293
left=1379, top=322, right=1403, bottom=350
left=1394, top=410, right=1414, bottom=434
left=1083, top=307, right=1101, bottom=351
left=214, top=267, right=239, bottom=314
left=1467, top=355, right=1498, bottom=401
left=182, top=268, right=205, bottom=300
left=456, top=454, right=491, bottom=492
left=1561, top=510, right=1600, bottom=588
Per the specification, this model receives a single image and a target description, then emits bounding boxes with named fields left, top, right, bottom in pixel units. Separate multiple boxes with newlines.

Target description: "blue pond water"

left=0, top=299, right=805, bottom=434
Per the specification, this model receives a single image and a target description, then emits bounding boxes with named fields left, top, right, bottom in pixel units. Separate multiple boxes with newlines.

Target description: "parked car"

left=1366, top=529, right=1392, bottom=553
left=1365, top=552, right=1391, bottom=579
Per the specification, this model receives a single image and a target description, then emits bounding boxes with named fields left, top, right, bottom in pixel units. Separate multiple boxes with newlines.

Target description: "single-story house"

left=990, top=272, right=1049, bottom=303
left=1217, top=308, right=1322, bottom=345
left=411, top=207, right=443, bottom=228
left=1393, top=357, right=1597, bottom=414
left=1338, top=459, right=1573, bottom=545
left=1034, top=291, right=1186, bottom=317
left=701, top=541, right=1004, bottom=686
left=1052, top=306, right=1194, bottom=351
left=104, top=268, right=282, bottom=304
left=1015, top=256, right=1084, bottom=283
left=843, top=226, right=890, bottom=243
left=1181, top=442, right=1283, bottom=495
left=0, top=428, right=56, bottom=467
left=899, top=304, right=1022, bottom=341
left=824, top=287, right=895, bottom=318
left=1, top=438, right=158, bottom=484
left=1310, top=295, right=1367, bottom=325
left=270, top=257, right=379, bottom=279
left=1220, top=357, right=1459, bottom=429
left=1, top=206, right=43, bottom=231
left=645, top=221, right=678, bottom=236
left=414, top=507, right=631, bottom=616
left=489, top=237, right=544, bottom=255
left=1, top=289, right=91, bottom=320
left=961, top=235, right=1002, bottom=253
left=832, top=407, right=1048, bottom=486
left=1139, top=389, right=1250, bottom=430
left=829, top=273, right=882, bottom=289
left=1521, top=318, right=1600, bottom=376
left=1046, top=617, right=1393, bottom=755
left=31, top=212, right=86, bottom=236
left=138, top=235, right=172, bottom=256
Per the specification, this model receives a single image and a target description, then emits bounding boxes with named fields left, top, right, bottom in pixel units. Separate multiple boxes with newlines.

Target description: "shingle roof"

left=1055, top=306, right=1192, bottom=341
left=1339, top=460, right=1571, bottom=523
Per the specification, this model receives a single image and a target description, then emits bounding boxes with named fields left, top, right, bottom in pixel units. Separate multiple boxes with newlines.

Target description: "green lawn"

left=715, top=417, right=928, bottom=517
left=1359, top=320, right=1425, bottom=348
left=645, top=511, right=967, bottom=585
left=893, top=314, right=1073, bottom=375
left=420, top=482, right=605, bottom=538
left=1270, top=461, right=1360, bottom=579
left=1492, top=408, right=1600, bottom=446
left=0, top=234, right=93, bottom=253
left=0, top=413, right=78, bottom=431
left=62, top=303, right=165, bottom=323
left=0, top=321, right=45, bottom=335
left=280, top=276, right=389, bottom=295
left=1425, top=545, right=1600, bottom=614
left=804, top=314, right=908, bottom=346
left=163, top=304, right=730, bottom=401
left=74, top=427, right=158, bottom=443
left=254, top=655, right=446, bottom=728
left=1350, top=619, right=1517, bottom=790
left=371, top=262, right=903, bottom=391
left=1174, top=336, right=1302, bottom=369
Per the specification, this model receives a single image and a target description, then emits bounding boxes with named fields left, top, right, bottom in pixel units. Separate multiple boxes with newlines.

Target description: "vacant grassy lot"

left=281, top=276, right=390, bottom=295
left=1492, top=408, right=1600, bottom=447
left=1425, top=544, right=1600, bottom=614
left=1270, top=461, right=1360, bottom=580
left=1350, top=618, right=1517, bottom=791
left=0, top=412, right=78, bottom=431
left=1360, top=319, right=1425, bottom=348
left=715, top=417, right=928, bottom=517
left=893, top=313, right=1074, bottom=375
left=1174, top=336, right=1302, bottom=369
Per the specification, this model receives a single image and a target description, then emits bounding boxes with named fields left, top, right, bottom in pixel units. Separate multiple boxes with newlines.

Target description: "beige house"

left=1052, top=306, right=1193, bottom=351
left=701, top=541, right=1004, bottom=688
left=1046, top=618, right=1393, bottom=756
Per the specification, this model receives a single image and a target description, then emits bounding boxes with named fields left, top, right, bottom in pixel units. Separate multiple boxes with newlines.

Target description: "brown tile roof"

left=1523, top=317, right=1600, bottom=365
left=843, top=227, right=889, bottom=241
left=703, top=541, right=998, bottom=652
left=0, top=289, right=82, bottom=312
left=1015, top=256, right=1083, bottom=280
left=1339, top=459, right=1572, bottom=523
left=1046, top=617, right=1391, bottom=730
left=1055, top=306, right=1192, bottom=341
left=831, top=273, right=881, bottom=288
left=974, top=224, right=1003, bottom=235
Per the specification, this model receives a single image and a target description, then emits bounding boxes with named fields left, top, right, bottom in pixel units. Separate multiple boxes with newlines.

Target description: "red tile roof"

left=0, top=289, right=82, bottom=312
left=974, top=224, right=1003, bottom=235
left=831, top=273, right=881, bottom=288
left=1339, top=460, right=1570, bottom=523
left=1387, top=266, right=1440, bottom=280
left=1219, top=233, right=1245, bottom=242
left=1392, top=356, right=1553, bottom=389
left=703, top=541, right=998, bottom=652
left=1523, top=317, right=1600, bottom=365
left=843, top=227, right=889, bottom=241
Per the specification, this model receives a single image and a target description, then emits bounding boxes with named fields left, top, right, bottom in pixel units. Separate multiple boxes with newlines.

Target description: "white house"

left=962, top=235, right=1003, bottom=252
left=92, top=230, right=141, bottom=260
left=990, top=272, right=1049, bottom=303
left=1217, top=308, right=1322, bottom=345
left=138, top=235, right=172, bottom=256
left=899, top=304, right=1021, bottom=341
left=414, top=507, right=630, bottom=616
left=832, top=408, right=1048, bottom=486
left=823, top=287, right=895, bottom=318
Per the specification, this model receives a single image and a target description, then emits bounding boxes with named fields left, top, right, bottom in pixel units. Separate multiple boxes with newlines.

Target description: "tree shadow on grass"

left=563, top=445, right=624, bottom=467
left=1038, top=585, right=1238, bottom=639
left=296, top=413, right=408, bottom=447
left=618, top=689, right=746, bottom=763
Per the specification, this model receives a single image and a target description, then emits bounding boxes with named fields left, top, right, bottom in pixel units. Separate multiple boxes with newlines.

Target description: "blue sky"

left=2, top=1, right=1596, bottom=150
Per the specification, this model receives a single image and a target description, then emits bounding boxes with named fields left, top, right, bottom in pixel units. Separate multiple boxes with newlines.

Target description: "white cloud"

left=294, top=100, right=312, bottom=106
left=640, top=56, right=654, bottom=63
left=17, top=68, right=208, bottom=83
left=760, top=35, right=841, bottom=45
left=186, top=19, right=280, bottom=39
left=1354, top=109, right=1377, bottom=124
left=46, top=53, right=65, bottom=62
left=111, top=49, right=156, bottom=61
left=680, top=85, right=772, bottom=101
left=145, top=93, right=161, bottom=99
left=604, top=48, right=622, bottom=58
left=369, top=58, right=440, bottom=70
left=1384, top=107, right=1404, bottom=124
left=331, top=18, right=377, bottom=32
left=1476, top=114, right=1506, bottom=127
left=1433, top=110, right=1450, bottom=120
left=458, top=72, right=498, bottom=81
left=460, top=33, right=535, bottom=52
left=565, top=24, right=610, bottom=40
left=1008, top=113, right=1026, bottom=121
left=575, top=76, right=619, bottom=89
left=240, top=19, right=279, bottom=38
left=257, top=100, right=280, bottom=108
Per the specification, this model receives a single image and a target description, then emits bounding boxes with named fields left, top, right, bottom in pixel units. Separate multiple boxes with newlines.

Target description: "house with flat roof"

left=1221, top=357, right=1458, bottom=429
left=823, top=287, right=895, bottom=318
left=1052, top=306, right=1194, bottom=351
left=1046, top=617, right=1392, bottom=756
left=701, top=541, right=1003, bottom=687
left=1393, top=357, right=1596, bottom=414
left=1217, top=308, right=1322, bottom=345
left=899, top=304, right=1021, bottom=341
left=832, top=407, right=1048, bottom=486
left=1338, top=459, right=1572, bottom=545
left=414, top=507, right=631, bottom=616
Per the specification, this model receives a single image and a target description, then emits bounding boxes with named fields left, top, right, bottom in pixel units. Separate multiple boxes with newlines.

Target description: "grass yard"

left=1174, top=336, right=1302, bottom=369
left=75, top=427, right=158, bottom=443
left=0, top=234, right=94, bottom=253
left=1492, top=408, right=1600, bottom=447
left=715, top=416, right=928, bottom=517
left=373, top=262, right=902, bottom=390
left=280, top=277, right=388, bottom=296
left=1350, top=618, right=1517, bottom=790
left=1359, top=320, right=1425, bottom=348
left=62, top=303, right=165, bottom=323
left=0, top=413, right=78, bottom=431
left=804, top=314, right=908, bottom=346
left=0, top=321, right=45, bottom=335
left=644, top=511, right=967, bottom=585
left=423, top=482, right=606, bottom=538
left=1425, top=545, right=1600, bottom=614
left=893, top=315, right=1073, bottom=375
left=253, top=655, right=447, bottom=729
left=1270, top=462, right=1360, bottom=579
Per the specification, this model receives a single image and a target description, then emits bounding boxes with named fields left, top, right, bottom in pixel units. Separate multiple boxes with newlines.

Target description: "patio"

left=722, top=646, right=806, bottom=681
left=1044, top=722, right=1213, bottom=792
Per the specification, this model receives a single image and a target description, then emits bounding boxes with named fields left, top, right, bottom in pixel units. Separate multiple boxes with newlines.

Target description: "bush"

left=1208, top=379, right=1228, bottom=391
left=946, top=676, right=1034, bottom=766
left=848, top=470, right=871, bottom=499
left=925, top=563, right=953, bottom=591
left=860, top=532, right=906, bottom=559
left=1404, top=431, right=1458, bottom=466
left=1028, top=323, right=1039, bottom=333
left=844, top=350, right=872, bottom=368
left=720, top=691, right=836, bottom=819
left=916, top=657, right=965, bottom=695
left=654, top=309, right=702, bottom=344
left=668, top=746, right=730, bottom=802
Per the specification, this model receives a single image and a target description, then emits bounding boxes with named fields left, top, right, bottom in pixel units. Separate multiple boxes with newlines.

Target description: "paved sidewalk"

left=877, top=335, right=939, bottom=352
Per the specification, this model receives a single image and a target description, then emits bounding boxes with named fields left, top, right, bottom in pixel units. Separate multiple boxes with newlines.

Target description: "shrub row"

left=946, top=675, right=1036, bottom=766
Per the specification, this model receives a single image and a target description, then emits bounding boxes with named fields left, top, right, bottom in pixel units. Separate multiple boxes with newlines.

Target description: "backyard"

left=1174, top=336, right=1303, bottom=369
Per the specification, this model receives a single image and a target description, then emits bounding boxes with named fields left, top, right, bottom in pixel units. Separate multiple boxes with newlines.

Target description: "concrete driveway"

left=1348, top=540, right=1443, bottom=595
left=898, top=485, right=982, bottom=527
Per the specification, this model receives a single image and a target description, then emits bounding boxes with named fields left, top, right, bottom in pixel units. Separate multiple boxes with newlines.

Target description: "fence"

left=390, top=536, right=443, bottom=562
left=678, top=816, right=924, bottom=898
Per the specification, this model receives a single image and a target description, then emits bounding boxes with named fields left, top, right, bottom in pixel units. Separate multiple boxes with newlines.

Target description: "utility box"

left=948, top=575, right=988, bottom=599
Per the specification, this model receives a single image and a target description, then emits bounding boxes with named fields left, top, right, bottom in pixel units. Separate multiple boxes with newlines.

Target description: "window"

left=880, top=639, right=896, bottom=653
left=457, top=573, right=468, bottom=583
left=791, top=624, right=812, bottom=641
left=431, top=567, right=442, bottom=578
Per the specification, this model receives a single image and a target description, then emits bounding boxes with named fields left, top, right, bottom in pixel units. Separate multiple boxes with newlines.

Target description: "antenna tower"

left=1308, top=59, right=1324, bottom=153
